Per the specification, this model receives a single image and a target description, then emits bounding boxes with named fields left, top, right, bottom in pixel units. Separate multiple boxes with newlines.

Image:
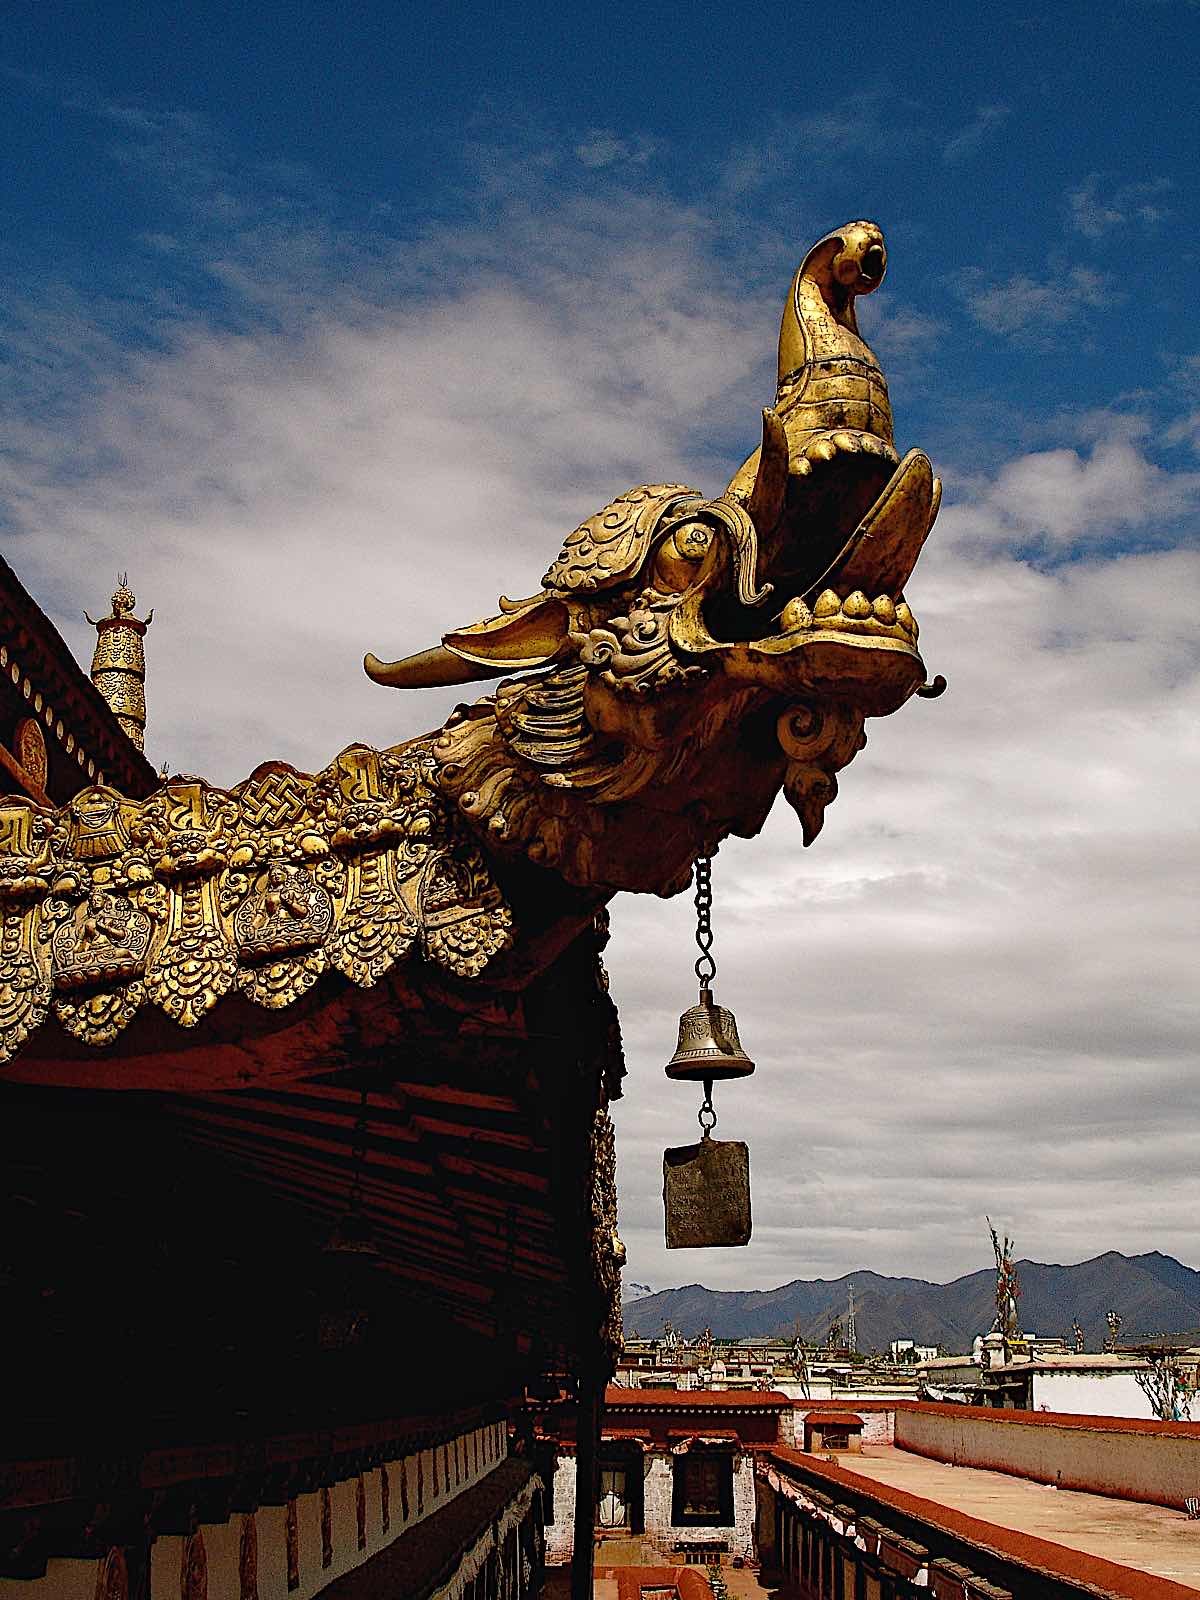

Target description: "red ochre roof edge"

left=770, top=1446, right=1200, bottom=1600
left=605, top=1386, right=789, bottom=1408
left=793, top=1399, right=898, bottom=1412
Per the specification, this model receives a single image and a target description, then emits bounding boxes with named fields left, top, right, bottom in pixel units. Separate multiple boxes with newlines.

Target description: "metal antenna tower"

left=846, top=1282, right=857, bottom=1354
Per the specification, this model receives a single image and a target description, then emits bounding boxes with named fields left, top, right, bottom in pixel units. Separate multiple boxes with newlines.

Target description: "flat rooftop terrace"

left=827, top=1445, right=1200, bottom=1590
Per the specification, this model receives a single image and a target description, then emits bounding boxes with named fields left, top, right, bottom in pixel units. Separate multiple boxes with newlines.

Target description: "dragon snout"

left=860, top=242, right=886, bottom=285
left=830, top=222, right=887, bottom=292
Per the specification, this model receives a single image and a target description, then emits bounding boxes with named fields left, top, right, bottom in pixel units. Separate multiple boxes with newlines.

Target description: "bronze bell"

left=665, top=987, right=756, bottom=1082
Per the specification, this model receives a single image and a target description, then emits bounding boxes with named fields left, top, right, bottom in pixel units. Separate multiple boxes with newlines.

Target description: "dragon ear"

left=364, top=594, right=571, bottom=690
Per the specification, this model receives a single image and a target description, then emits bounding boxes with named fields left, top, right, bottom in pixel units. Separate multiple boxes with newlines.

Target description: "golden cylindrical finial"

left=88, top=575, right=152, bottom=751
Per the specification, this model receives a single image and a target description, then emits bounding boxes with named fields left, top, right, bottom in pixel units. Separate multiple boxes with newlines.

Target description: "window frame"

left=670, top=1447, right=735, bottom=1527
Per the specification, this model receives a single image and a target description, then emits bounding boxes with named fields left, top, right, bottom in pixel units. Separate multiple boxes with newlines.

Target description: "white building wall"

left=773, top=1378, right=917, bottom=1403
left=1031, top=1370, right=1156, bottom=1419
left=895, top=1405, right=1200, bottom=1509
left=544, top=1455, right=578, bottom=1565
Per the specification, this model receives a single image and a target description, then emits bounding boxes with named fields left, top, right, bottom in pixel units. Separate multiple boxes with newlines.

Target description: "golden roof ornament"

left=86, top=575, right=152, bottom=751
left=0, top=221, right=946, bottom=1070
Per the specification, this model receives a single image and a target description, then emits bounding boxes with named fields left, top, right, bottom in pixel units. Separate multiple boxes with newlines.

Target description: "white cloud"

left=1165, top=410, right=1200, bottom=452
left=942, top=104, right=1010, bottom=166
left=717, top=94, right=916, bottom=195
left=856, top=292, right=945, bottom=356
left=610, top=531, right=1200, bottom=1288
left=574, top=129, right=655, bottom=170
left=1067, top=173, right=1172, bottom=238
left=0, top=202, right=774, bottom=780
left=955, top=434, right=1200, bottom=547
left=963, top=265, right=1117, bottom=336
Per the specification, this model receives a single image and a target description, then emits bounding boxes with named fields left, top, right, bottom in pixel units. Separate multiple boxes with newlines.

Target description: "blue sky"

left=5, top=1, right=1198, bottom=481
left=1, top=2, right=1198, bottom=1294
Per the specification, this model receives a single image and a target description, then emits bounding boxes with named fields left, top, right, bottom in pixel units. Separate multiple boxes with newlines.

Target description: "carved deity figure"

left=0, top=221, right=943, bottom=1069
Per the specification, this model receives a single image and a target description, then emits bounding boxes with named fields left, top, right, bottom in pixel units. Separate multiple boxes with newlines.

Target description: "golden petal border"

left=0, top=741, right=516, bottom=1064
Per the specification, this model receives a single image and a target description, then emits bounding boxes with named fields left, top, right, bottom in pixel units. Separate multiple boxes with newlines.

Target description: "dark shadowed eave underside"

left=0, top=922, right=624, bottom=1475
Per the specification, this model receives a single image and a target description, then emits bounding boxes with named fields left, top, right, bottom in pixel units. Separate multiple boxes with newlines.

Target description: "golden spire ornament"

left=662, top=855, right=753, bottom=1248
left=87, top=575, right=152, bottom=751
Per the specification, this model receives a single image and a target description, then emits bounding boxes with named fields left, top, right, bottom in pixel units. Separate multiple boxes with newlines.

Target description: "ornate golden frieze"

left=0, top=742, right=512, bottom=1061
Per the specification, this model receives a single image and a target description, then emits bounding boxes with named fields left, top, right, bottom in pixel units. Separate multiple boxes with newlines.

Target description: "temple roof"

left=605, top=1388, right=790, bottom=1410
left=0, top=553, right=157, bottom=805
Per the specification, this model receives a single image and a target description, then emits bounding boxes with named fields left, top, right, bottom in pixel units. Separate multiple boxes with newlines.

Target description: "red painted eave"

left=605, top=1387, right=789, bottom=1409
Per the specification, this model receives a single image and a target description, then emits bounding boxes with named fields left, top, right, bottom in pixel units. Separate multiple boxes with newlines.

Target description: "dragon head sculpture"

left=366, top=220, right=942, bottom=896
left=0, top=222, right=942, bottom=1068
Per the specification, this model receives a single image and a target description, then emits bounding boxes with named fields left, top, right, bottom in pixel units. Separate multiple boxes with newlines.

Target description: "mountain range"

left=621, top=1252, right=1200, bottom=1353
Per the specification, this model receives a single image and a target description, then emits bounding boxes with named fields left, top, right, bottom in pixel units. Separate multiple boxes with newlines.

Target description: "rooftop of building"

left=604, top=1386, right=790, bottom=1410
left=0, top=552, right=157, bottom=802
left=771, top=1444, right=1200, bottom=1595
left=921, top=1351, right=1154, bottom=1372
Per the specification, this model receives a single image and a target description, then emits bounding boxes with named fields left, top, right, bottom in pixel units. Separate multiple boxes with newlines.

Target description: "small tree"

left=1135, top=1352, right=1194, bottom=1422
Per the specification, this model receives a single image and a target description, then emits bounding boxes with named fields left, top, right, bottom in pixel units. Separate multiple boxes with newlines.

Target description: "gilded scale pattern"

left=0, top=742, right=511, bottom=1060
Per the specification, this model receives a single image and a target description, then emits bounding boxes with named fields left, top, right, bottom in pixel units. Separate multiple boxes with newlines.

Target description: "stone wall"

left=641, top=1455, right=756, bottom=1561
left=544, top=1450, right=756, bottom=1565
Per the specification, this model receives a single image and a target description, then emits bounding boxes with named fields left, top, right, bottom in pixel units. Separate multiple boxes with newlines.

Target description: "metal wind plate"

left=663, top=1137, right=751, bottom=1249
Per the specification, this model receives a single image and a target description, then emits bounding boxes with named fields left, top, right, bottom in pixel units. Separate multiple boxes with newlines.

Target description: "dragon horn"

left=743, top=408, right=789, bottom=536
left=364, top=594, right=571, bottom=690
left=363, top=646, right=506, bottom=689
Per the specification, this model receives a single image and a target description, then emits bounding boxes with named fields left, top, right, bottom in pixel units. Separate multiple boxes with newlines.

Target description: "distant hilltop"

left=621, top=1251, right=1200, bottom=1351
left=621, top=1280, right=656, bottom=1304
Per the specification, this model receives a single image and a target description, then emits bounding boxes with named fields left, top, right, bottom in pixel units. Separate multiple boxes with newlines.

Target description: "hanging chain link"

left=693, top=853, right=716, bottom=989
left=694, top=854, right=717, bottom=1133
left=697, top=1091, right=717, bottom=1137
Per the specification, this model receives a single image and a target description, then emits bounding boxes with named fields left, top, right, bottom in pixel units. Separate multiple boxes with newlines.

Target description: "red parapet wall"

left=766, top=1448, right=1200, bottom=1600
left=895, top=1402, right=1200, bottom=1510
